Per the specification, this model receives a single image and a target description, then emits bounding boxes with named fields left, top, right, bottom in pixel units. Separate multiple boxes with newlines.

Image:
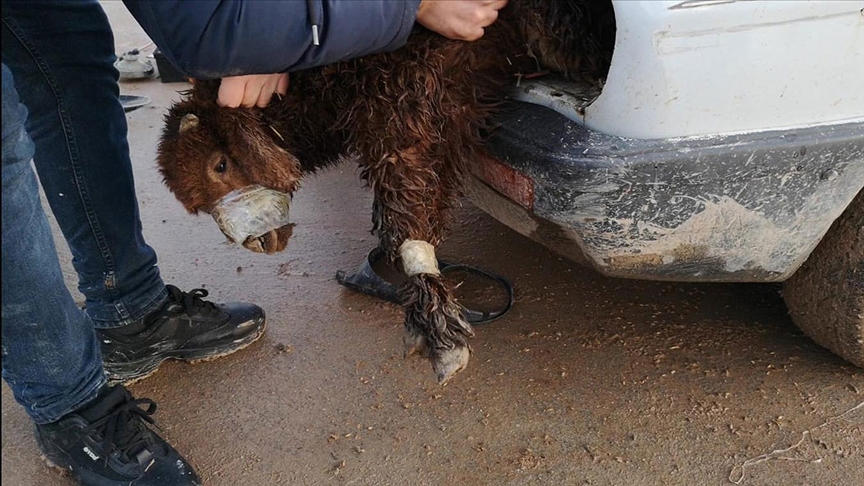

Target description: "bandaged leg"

left=399, top=239, right=473, bottom=384
left=399, top=239, right=440, bottom=277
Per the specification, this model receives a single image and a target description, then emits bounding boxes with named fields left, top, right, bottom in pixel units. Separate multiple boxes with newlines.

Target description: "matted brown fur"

left=157, top=0, right=614, bottom=382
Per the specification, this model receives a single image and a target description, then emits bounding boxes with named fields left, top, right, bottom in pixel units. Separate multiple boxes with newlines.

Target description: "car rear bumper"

left=469, top=102, right=864, bottom=282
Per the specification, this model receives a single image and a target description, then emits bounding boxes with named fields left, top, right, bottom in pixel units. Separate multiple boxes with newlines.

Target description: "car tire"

left=783, top=191, right=864, bottom=367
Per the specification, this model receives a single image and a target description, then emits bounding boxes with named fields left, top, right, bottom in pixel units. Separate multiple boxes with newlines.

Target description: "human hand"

left=416, top=0, right=508, bottom=41
left=217, top=73, right=290, bottom=108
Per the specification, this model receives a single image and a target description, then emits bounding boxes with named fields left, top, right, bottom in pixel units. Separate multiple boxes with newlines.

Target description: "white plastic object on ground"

left=399, top=240, right=440, bottom=277
left=210, top=185, right=291, bottom=246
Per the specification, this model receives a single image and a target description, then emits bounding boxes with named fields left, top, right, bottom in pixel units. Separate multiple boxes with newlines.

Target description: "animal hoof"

left=242, top=233, right=268, bottom=253
left=241, top=225, right=293, bottom=254
left=403, top=329, right=427, bottom=358
left=433, top=345, right=470, bottom=384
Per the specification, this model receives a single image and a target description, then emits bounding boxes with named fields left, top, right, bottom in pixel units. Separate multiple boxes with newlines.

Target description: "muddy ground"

left=2, top=4, right=862, bottom=486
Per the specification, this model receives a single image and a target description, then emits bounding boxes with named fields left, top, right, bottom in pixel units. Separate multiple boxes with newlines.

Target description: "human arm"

left=124, top=0, right=508, bottom=107
left=123, top=0, right=423, bottom=79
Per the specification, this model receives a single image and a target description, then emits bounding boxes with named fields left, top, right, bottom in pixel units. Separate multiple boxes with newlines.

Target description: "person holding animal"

left=152, top=0, right=607, bottom=392
left=1, top=1, right=507, bottom=484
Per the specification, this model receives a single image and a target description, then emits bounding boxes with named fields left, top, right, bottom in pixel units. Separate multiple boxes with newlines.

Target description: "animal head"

left=157, top=80, right=300, bottom=253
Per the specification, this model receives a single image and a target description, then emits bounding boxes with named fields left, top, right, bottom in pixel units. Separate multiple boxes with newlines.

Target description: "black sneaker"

left=36, top=385, right=200, bottom=485
left=98, top=285, right=266, bottom=384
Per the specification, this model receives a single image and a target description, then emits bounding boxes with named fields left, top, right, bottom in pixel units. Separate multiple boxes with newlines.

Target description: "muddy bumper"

left=469, top=103, right=864, bottom=282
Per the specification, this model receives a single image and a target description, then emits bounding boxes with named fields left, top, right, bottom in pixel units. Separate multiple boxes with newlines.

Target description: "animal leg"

left=347, top=39, right=498, bottom=382
left=363, top=150, right=473, bottom=384
left=398, top=240, right=473, bottom=384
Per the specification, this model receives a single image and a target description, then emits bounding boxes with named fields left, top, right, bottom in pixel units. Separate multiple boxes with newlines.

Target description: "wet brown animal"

left=156, top=0, right=614, bottom=383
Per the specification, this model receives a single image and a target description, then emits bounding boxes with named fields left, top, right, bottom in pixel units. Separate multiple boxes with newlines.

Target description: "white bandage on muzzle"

left=399, top=239, right=440, bottom=277
left=210, top=185, right=291, bottom=246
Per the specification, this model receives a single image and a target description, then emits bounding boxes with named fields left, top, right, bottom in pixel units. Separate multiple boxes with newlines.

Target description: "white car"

left=470, top=0, right=864, bottom=366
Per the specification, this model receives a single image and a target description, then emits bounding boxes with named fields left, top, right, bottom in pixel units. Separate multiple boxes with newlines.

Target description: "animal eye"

left=215, top=160, right=227, bottom=173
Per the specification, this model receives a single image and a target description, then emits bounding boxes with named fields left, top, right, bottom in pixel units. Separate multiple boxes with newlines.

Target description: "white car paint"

left=538, top=0, right=864, bottom=139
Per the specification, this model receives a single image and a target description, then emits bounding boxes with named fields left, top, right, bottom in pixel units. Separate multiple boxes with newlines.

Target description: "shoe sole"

left=105, top=320, right=267, bottom=386
left=41, top=454, right=71, bottom=476
left=40, top=440, right=157, bottom=486
left=37, top=432, right=77, bottom=482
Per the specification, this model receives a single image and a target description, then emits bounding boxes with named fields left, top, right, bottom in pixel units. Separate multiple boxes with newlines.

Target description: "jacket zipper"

left=306, top=0, right=321, bottom=45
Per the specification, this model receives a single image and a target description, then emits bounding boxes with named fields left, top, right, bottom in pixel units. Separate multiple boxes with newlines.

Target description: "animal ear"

left=179, top=113, right=199, bottom=133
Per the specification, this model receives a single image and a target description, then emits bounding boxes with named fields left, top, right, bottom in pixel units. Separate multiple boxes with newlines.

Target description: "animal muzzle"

left=210, top=185, right=292, bottom=251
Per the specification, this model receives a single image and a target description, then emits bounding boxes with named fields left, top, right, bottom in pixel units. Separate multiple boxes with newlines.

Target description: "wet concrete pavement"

left=2, top=4, right=862, bottom=486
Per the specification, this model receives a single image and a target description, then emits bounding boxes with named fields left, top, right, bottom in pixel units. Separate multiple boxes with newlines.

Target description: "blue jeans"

left=2, top=0, right=169, bottom=424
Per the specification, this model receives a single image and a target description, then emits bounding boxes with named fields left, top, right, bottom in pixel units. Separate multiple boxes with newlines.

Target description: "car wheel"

left=783, top=191, right=863, bottom=367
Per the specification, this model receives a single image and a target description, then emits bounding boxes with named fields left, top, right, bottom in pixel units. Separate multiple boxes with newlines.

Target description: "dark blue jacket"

left=123, top=0, right=423, bottom=79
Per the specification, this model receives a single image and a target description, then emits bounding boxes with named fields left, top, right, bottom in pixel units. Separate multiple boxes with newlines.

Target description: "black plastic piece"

left=336, top=247, right=514, bottom=325
left=153, top=49, right=186, bottom=84
left=119, top=94, right=150, bottom=113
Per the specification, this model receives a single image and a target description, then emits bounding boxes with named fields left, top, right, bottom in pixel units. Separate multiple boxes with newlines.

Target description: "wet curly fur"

left=156, top=0, right=614, bottom=382
left=401, top=274, right=475, bottom=382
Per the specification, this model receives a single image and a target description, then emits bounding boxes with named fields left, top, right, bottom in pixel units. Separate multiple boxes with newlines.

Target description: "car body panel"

left=584, top=0, right=864, bottom=138
left=471, top=0, right=864, bottom=282
left=475, top=103, right=864, bottom=282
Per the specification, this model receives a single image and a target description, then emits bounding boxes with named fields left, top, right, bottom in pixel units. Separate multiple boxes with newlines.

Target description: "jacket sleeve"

left=123, top=0, right=422, bottom=79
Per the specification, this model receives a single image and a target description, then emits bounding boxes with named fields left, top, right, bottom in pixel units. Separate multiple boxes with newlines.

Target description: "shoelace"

left=166, top=285, right=221, bottom=317
left=82, top=396, right=159, bottom=467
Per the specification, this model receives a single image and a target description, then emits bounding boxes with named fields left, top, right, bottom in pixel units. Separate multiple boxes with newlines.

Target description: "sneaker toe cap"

left=139, top=452, right=201, bottom=486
